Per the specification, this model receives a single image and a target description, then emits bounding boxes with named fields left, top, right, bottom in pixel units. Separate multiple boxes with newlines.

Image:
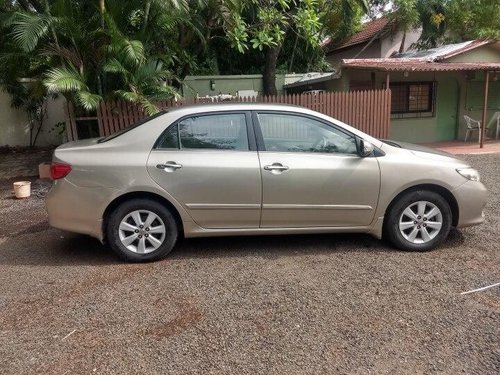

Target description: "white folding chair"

left=464, top=115, right=481, bottom=142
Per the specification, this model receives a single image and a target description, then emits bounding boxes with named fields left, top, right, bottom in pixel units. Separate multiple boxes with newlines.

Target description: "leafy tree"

left=391, top=0, right=419, bottom=53
left=445, top=0, right=500, bottom=40
left=413, top=0, right=446, bottom=49
left=0, top=0, right=190, bottom=115
left=393, top=0, right=499, bottom=49
left=224, top=0, right=368, bottom=95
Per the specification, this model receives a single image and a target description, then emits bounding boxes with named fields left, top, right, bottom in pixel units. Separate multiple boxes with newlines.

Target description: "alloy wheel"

left=398, top=201, right=443, bottom=244
left=118, top=210, right=166, bottom=254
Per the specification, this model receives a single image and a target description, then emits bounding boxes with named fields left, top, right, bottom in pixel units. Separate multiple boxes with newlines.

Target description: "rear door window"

left=157, top=113, right=249, bottom=151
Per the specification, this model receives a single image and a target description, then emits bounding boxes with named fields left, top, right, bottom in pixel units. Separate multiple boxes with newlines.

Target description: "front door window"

left=257, top=113, right=358, bottom=154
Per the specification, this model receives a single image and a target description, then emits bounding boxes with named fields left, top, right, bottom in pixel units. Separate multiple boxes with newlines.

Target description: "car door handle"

left=264, top=163, right=289, bottom=171
left=157, top=162, right=182, bottom=170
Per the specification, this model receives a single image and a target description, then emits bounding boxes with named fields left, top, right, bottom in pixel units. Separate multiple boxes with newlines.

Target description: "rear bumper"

left=453, top=180, right=487, bottom=228
left=45, top=179, right=116, bottom=241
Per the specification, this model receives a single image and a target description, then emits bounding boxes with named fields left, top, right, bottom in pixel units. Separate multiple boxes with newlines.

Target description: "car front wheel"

left=385, top=190, right=452, bottom=251
left=106, top=199, right=178, bottom=262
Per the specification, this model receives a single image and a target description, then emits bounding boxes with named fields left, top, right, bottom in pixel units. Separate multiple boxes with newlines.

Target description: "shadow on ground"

left=0, top=222, right=406, bottom=266
left=2, top=225, right=468, bottom=267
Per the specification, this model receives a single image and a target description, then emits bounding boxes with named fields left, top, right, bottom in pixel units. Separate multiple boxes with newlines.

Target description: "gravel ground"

left=0, top=151, right=498, bottom=374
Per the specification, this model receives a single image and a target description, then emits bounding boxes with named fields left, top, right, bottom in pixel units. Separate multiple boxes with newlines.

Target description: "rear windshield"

left=98, top=110, right=167, bottom=143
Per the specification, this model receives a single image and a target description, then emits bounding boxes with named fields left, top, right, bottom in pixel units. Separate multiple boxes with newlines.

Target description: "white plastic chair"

left=464, top=115, right=481, bottom=142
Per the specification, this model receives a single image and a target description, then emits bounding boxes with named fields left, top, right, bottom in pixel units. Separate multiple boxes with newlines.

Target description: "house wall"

left=181, top=74, right=303, bottom=98
left=379, top=71, right=460, bottom=143
left=339, top=69, right=499, bottom=143
left=380, top=28, right=422, bottom=57
left=326, top=29, right=422, bottom=68
left=445, top=44, right=500, bottom=63
left=326, top=41, right=382, bottom=68
left=0, top=90, right=66, bottom=147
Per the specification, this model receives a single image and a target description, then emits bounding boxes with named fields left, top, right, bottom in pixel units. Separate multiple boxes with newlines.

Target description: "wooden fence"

left=65, top=89, right=391, bottom=141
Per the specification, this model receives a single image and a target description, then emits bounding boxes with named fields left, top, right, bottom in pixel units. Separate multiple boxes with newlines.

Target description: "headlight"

left=456, top=167, right=480, bottom=182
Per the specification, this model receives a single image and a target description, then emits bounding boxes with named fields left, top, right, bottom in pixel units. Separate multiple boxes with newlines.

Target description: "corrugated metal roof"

left=284, top=72, right=338, bottom=88
left=341, top=59, right=500, bottom=72
left=394, top=40, right=492, bottom=61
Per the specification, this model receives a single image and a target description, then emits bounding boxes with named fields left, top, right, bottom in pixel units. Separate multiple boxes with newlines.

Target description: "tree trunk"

left=263, top=45, right=281, bottom=96
left=99, top=0, right=106, bottom=28
left=19, top=0, right=44, bottom=12
left=399, top=31, right=407, bottom=54
left=143, top=1, right=151, bottom=32
left=289, top=34, right=299, bottom=73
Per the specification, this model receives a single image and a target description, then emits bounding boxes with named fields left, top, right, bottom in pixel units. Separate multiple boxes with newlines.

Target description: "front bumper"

left=452, top=180, right=487, bottom=228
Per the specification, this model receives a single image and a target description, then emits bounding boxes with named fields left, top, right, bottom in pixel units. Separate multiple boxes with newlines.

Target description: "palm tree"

left=1, top=0, right=185, bottom=113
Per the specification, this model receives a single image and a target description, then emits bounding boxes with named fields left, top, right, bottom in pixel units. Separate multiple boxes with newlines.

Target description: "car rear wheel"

left=106, top=199, right=178, bottom=262
left=385, top=190, right=452, bottom=251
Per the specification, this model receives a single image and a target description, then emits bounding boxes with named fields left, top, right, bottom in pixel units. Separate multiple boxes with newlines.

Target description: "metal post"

left=480, top=71, right=490, bottom=148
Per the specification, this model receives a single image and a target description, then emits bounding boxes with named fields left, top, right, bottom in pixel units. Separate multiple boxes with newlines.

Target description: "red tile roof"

left=323, top=17, right=394, bottom=53
left=341, top=59, right=500, bottom=72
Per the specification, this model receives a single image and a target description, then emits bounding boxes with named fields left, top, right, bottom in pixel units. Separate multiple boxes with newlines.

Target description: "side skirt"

left=183, top=220, right=380, bottom=239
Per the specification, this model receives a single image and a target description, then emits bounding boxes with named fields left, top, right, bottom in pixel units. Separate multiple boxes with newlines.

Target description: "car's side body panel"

left=257, top=152, right=381, bottom=227
left=147, top=149, right=262, bottom=229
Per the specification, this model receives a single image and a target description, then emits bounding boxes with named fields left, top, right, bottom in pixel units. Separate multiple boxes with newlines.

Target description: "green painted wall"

left=436, top=77, right=459, bottom=140
left=446, top=45, right=500, bottom=63
left=340, top=68, right=499, bottom=143
left=182, top=74, right=303, bottom=98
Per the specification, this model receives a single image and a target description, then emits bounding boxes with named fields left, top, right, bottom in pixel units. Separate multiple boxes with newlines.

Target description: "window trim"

left=385, top=81, right=436, bottom=116
left=251, top=110, right=359, bottom=156
left=153, top=110, right=257, bottom=151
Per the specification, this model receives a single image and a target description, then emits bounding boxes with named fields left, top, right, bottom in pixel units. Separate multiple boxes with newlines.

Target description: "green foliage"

left=10, top=12, right=56, bottom=52
left=391, top=0, right=419, bottom=31
left=226, top=0, right=322, bottom=53
left=412, top=0, right=447, bottom=48
left=0, top=0, right=493, bottom=123
left=44, top=66, right=89, bottom=93
left=392, top=0, right=500, bottom=49
left=320, top=0, right=368, bottom=43
left=445, top=0, right=500, bottom=40
left=0, top=0, right=188, bottom=115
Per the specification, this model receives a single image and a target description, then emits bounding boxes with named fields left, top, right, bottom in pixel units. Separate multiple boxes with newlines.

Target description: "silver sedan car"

left=46, top=104, right=487, bottom=262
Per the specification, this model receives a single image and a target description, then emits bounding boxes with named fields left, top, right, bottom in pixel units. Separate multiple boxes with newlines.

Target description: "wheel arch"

left=383, top=184, right=459, bottom=232
left=102, top=191, right=184, bottom=242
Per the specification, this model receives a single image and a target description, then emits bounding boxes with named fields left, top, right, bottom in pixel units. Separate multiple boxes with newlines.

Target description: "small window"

left=257, top=113, right=357, bottom=154
left=389, top=82, right=435, bottom=118
left=157, top=124, right=179, bottom=149
left=178, top=114, right=249, bottom=150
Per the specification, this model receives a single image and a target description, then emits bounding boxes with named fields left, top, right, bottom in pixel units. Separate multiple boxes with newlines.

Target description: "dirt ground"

left=0, top=149, right=498, bottom=374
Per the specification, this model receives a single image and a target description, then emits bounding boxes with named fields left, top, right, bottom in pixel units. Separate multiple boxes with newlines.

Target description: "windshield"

left=98, top=110, right=167, bottom=143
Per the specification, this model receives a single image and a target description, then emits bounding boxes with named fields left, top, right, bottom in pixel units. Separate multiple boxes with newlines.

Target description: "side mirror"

left=358, top=139, right=374, bottom=157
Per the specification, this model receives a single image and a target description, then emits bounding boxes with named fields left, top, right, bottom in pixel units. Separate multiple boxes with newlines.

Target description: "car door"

left=147, top=111, right=261, bottom=229
left=254, top=111, right=381, bottom=228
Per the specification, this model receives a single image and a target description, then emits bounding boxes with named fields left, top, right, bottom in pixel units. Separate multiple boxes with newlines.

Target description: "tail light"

left=50, top=162, right=72, bottom=180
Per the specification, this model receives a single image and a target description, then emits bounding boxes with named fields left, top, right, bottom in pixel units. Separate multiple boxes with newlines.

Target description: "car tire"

left=385, top=190, right=452, bottom=252
left=106, top=198, right=178, bottom=262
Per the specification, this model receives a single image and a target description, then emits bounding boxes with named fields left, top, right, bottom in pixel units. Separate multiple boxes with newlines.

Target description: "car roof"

left=166, top=102, right=308, bottom=115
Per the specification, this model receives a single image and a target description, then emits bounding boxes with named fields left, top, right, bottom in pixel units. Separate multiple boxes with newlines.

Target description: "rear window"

left=98, top=110, right=167, bottom=143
